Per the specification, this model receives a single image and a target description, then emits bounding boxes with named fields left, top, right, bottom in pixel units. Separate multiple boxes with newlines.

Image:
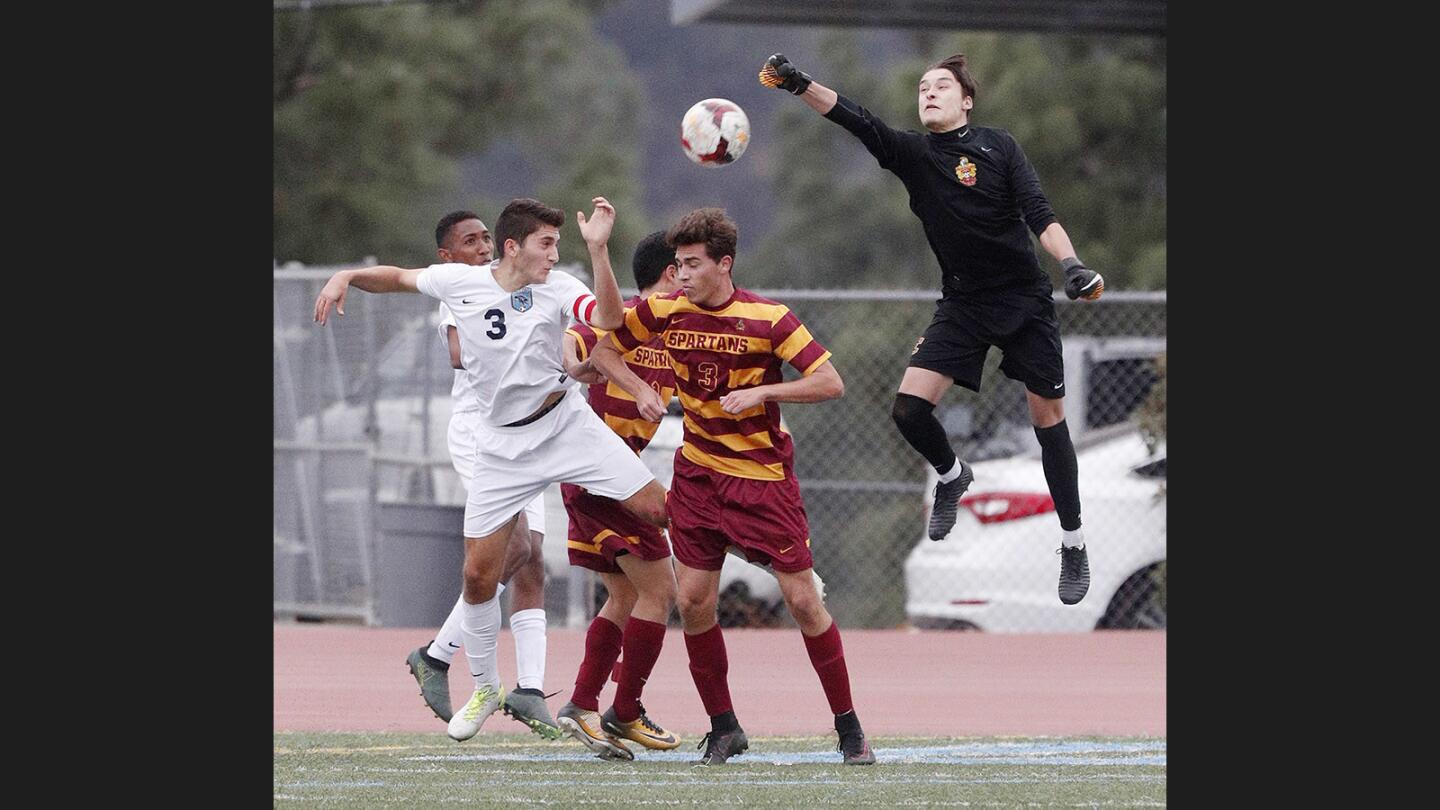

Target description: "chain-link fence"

left=275, top=262, right=1165, bottom=632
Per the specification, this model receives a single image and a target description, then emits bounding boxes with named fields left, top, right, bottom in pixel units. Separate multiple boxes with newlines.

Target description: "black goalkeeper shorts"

left=908, top=285, right=1066, bottom=399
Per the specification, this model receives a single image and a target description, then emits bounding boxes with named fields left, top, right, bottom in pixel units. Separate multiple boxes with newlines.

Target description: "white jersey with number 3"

left=417, top=261, right=597, bottom=426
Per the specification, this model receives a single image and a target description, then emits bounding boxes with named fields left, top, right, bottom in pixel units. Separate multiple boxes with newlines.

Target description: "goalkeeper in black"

left=760, top=52, right=1104, bottom=605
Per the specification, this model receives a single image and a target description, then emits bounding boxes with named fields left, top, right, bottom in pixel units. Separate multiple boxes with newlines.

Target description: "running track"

left=275, top=625, right=1163, bottom=737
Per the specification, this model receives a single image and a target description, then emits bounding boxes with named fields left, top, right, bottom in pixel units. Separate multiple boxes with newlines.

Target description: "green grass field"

left=274, top=732, right=1165, bottom=806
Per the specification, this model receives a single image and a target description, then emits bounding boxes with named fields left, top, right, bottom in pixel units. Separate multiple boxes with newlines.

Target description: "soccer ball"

left=680, top=98, right=750, bottom=167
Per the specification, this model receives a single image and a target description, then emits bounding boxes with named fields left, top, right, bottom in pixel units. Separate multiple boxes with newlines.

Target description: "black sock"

left=834, top=710, right=862, bottom=736
left=892, top=393, right=957, bottom=473
left=1034, top=420, right=1082, bottom=531
left=419, top=645, right=449, bottom=671
left=710, top=710, right=740, bottom=734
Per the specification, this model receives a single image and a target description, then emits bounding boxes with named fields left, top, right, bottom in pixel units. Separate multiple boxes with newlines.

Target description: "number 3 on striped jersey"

left=696, top=361, right=719, bottom=391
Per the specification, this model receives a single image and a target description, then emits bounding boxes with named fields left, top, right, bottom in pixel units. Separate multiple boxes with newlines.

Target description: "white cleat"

left=447, top=683, right=504, bottom=741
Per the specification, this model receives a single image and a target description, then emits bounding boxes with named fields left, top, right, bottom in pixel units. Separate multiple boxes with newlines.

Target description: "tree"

left=274, top=0, right=646, bottom=266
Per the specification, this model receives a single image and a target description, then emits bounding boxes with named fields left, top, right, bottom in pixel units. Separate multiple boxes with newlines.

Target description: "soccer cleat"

left=927, top=460, right=974, bottom=541
left=405, top=645, right=452, bottom=722
left=447, top=682, right=503, bottom=742
left=1057, top=544, right=1091, bottom=605
left=838, top=728, right=876, bottom=765
left=502, top=688, right=565, bottom=740
left=557, top=701, right=634, bottom=761
left=601, top=703, right=681, bottom=750
left=694, top=727, right=749, bottom=765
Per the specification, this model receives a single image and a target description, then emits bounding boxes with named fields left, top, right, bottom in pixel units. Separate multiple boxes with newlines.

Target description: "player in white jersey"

left=314, top=196, right=669, bottom=743
left=403, top=210, right=561, bottom=740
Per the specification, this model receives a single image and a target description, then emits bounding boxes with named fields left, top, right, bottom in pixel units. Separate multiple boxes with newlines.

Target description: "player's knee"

left=891, top=393, right=933, bottom=430
left=785, top=591, right=823, bottom=626
left=653, top=576, right=678, bottom=612
left=641, top=500, right=668, bottom=528
left=677, top=588, right=716, bottom=623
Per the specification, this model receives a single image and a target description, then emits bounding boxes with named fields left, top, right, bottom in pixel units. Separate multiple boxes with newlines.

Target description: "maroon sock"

left=683, top=624, right=733, bottom=717
left=611, top=617, right=666, bottom=722
left=571, top=616, right=623, bottom=712
left=802, top=621, right=854, bottom=716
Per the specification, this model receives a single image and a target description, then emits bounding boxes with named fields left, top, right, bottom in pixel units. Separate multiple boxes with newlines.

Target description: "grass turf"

left=274, top=731, right=1165, bottom=806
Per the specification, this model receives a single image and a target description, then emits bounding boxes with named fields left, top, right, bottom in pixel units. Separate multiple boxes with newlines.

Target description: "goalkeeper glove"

left=1061, top=257, right=1104, bottom=300
left=758, top=53, right=812, bottom=95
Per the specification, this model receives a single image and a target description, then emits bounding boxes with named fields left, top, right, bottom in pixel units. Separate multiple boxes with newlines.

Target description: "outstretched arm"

left=313, top=265, right=422, bottom=325
left=719, top=360, right=844, bottom=414
left=577, top=196, right=623, bottom=330
left=761, top=52, right=909, bottom=168
left=759, top=53, right=837, bottom=114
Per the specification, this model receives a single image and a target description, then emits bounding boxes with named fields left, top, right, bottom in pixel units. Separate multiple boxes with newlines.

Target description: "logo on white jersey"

left=511, top=288, right=534, bottom=312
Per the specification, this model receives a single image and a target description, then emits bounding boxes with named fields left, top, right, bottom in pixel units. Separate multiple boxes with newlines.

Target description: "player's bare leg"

left=501, top=527, right=562, bottom=739
left=560, top=573, right=637, bottom=760
left=601, top=555, right=680, bottom=750
left=411, top=512, right=532, bottom=723
left=618, top=479, right=669, bottom=528
left=447, top=516, right=517, bottom=741
left=774, top=568, right=874, bottom=764
left=677, top=562, right=747, bottom=764
left=894, top=367, right=973, bottom=541
left=1026, top=389, right=1089, bottom=604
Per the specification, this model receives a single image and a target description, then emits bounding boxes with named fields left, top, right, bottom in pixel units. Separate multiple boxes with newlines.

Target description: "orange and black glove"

left=758, top=53, right=812, bottom=95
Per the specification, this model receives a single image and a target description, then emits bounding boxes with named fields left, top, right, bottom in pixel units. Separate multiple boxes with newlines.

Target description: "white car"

left=903, top=424, right=1166, bottom=632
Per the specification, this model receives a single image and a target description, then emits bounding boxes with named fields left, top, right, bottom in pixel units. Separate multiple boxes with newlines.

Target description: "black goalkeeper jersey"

left=825, top=94, right=1057, bottom=299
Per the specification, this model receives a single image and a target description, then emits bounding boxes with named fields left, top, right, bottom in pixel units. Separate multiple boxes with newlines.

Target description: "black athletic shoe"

left=1057, top=544, right=1090, bottom=605
left=837, top=728, right=876, bottom=765
left=694, top=727, right=749, bottom=765
left=928, top=460, right=974, bottom=541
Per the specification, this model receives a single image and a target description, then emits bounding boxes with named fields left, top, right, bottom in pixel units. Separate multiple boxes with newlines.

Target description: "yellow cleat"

left=601, top=703, right=681, bottom=750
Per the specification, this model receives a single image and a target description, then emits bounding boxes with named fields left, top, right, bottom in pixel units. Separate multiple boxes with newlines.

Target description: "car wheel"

left=1096, top=562, right=1167, bottom=629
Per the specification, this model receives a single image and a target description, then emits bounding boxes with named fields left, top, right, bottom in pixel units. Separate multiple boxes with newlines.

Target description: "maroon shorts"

left=562, top=483, right=671, bottom=574
left=667, top=454, right=813, bottom=573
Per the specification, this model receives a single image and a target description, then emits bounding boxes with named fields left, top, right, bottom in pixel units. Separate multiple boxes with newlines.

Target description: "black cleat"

left=1057, top=544, right=1091, bottom=605
left=927, top=460, right=974, bottom=541
left=694, top=727, right=749, bottom=765
left=838, top=728, right=876, bottom=765
left=405, top=645, right=452, bottom=722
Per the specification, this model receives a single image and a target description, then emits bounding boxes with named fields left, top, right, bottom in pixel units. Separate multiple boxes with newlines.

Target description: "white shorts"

left=461, top=391, right=654, bottom=538
left=449, top=409, right=546, bottom=536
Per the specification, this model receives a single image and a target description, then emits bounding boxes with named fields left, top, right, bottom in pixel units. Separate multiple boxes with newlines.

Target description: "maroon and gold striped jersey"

left=566, top=297, right=676, bottom=454
left=608, top=288, right=832, bottom=481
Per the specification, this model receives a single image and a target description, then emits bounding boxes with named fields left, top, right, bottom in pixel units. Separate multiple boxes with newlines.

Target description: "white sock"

left=428, top=595, right=466, bottom=665
left=937, top=460, right=963, bottom=483
left=429, top=582, right=505, bottom=665
left=509, top=608, right=547, bottom=691
left=460, top=595, right=502, bottom=691
left=1062, top=528, right=1085, bottom=549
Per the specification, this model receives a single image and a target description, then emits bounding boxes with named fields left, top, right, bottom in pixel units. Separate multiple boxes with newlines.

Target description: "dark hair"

left=434, top=210, right=482, bottom=249
left=494, top=198, right=565, bottom=258
left=926, top=53, right=978, bottom=104
left=631, top=231, right=674, bottom=291
left=666, top=208, right=737, bottom=265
